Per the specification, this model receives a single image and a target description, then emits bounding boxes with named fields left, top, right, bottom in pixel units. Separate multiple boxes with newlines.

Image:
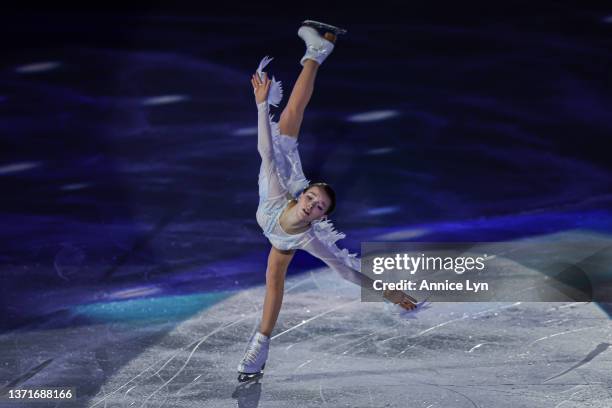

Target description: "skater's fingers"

left=402, top=293, right=418, bottom=303
left=401, top=301, right=416, bottom=310
left=402, top=298, right=415, bottom=304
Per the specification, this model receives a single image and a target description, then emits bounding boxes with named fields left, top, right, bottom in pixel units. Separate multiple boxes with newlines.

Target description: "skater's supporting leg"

left=279, top=60, right=319, bottom=138
left=259, top=247, right=295, bottom=336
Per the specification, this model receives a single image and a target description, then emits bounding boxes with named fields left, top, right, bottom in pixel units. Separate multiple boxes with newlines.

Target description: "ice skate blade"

left=301, top=20, right=347, bottom=35
left=237, top=362, right=265, bottom=383
left=237, top=372, right=264, bottom=383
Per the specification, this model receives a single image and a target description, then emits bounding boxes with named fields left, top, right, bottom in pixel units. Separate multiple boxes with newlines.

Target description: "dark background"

left=1, top=1, right=611, bottom=331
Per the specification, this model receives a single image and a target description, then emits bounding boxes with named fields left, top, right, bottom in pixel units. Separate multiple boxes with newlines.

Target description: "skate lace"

left=244, top=341, right=261, bottom=364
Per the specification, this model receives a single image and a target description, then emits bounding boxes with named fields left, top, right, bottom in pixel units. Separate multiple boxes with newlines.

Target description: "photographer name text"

left=373, top=279, right=489, bottom=293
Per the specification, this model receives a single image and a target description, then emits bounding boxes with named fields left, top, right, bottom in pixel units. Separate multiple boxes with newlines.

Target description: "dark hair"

left=304, top=182, right=336, bottom=215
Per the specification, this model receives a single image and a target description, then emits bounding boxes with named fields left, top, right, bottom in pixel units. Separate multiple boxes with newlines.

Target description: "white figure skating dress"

left=254, top=96, right=366, bottom=286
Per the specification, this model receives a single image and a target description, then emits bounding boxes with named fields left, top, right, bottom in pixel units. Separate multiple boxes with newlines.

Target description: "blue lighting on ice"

left=72, top=291, right=231, bottom=323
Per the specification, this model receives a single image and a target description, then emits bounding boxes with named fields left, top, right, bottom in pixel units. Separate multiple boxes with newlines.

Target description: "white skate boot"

left=237, top=331, right=270, bottom=382
left=298, top=20, right=347, bottom=66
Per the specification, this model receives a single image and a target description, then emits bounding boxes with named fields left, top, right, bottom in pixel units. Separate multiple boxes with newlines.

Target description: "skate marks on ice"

left=89, top=269, right=611, bottom=406
left=270, top=299, right=360, bottom=341
left=542, top=342, right=610, bottom=383
left=89, top=315, right=252, bottom=407
left=0, top=358, right=53, bottom=396
left=271, top=271, right=611, bottom=407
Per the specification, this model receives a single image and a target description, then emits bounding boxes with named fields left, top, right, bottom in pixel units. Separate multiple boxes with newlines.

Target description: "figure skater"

left=237, top=20, right=418, bottom=382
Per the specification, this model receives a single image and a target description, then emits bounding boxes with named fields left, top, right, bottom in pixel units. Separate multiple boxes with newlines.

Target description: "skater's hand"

left=383, top=289, right=418, bottom=311
left=251, top=72, right=271, bottom=104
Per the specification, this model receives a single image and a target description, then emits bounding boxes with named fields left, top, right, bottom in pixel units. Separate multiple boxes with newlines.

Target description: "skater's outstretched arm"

left=302, top=237, right=364, bottom=287
left=302, top=238, right=417, bottom=310
left=252, top=72, right=287, bottom=200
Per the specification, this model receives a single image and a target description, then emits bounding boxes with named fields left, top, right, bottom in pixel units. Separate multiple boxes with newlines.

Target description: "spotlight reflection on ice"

left=61, top=183, right=91, bottom=191
left=376, top=228, right=429, bottom=240
left=110, top=286, right=161, bottom=300
left=232, top=127, right=258, bottom=136
left=366, top=147, right=394, bottom=155
left=0, top=161, right=40, bottom=175
left=15, top=61, right=61, bottom=73
left=366, top=206, right=400, bottom=216
left=347, top=110, right=399, bottom=123
left=141, top=95, right=189, bottom=106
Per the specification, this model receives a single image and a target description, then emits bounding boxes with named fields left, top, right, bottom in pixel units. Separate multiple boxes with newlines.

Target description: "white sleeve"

left=302, top=235, right=376, bottom=290
left=257, top=101, right=287, bottom=200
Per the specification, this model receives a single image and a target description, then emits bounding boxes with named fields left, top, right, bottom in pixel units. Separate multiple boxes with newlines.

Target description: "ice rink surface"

left=2, top=232, right=611, bottom=407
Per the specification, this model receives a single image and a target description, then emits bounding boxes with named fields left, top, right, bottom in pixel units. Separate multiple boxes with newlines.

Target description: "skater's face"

left=297, top=186, right=331, bottom=222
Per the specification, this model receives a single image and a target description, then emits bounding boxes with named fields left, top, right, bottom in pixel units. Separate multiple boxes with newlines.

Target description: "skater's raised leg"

left=279, top=60, right=319, bottom=138
left=279, top=22, right=339, bottom=138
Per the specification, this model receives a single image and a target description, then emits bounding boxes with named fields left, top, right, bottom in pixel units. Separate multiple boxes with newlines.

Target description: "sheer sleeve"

left=301, top=231, right=380, bottom=295
left=257, top=101, right=287, bottom=201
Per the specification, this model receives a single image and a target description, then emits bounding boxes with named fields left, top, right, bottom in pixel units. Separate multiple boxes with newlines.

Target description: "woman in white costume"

left=237, top=20, right=417, bottom=382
